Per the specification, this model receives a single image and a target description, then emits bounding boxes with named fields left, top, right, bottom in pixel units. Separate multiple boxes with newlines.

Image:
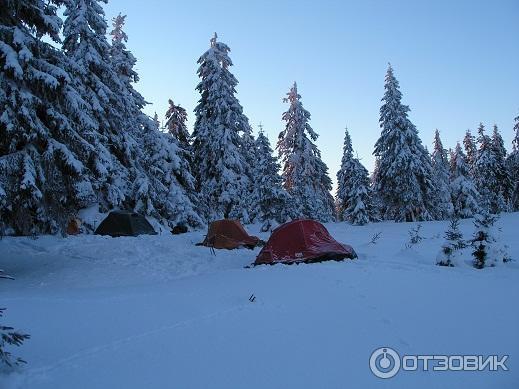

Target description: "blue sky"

left=104, top=0, right=518, bottom=184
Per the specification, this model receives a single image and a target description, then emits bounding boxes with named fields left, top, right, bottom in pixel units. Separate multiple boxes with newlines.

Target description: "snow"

left=1, top=214, right=518, bottom=388
left=0, top=41, right=23, bottom=78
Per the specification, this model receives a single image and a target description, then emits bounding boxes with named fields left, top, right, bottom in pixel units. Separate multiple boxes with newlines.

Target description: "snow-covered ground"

left=1, top=214, right=518, bottom=389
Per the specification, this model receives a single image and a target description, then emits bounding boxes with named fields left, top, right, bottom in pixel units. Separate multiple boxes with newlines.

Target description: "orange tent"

left=199, top=219, right=260, bottom=249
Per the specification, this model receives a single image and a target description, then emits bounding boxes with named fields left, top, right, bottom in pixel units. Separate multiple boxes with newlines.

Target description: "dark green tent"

left=95, top=211, right=157, bottom=237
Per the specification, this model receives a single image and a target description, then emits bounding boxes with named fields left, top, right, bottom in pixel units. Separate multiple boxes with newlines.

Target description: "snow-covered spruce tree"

left=134, top=123, right=204, bottom=228
left=165, top=100, right=191, bottom=147
left=152, top=112, right=160, bottom=129
left=372, top=64, right=435, bottom=222
left=336, top=128, right=372, bottom=224
left=191, top=33, right=253, bottom=221
left=163, top=99, right=194, bottom=178
left=463, top=129, right=477, bottom=178
left=252, top=129, right=292, bottom=230
left=277, top=82, right=335, bottom=222
left=62, top=5, right=202, bottom=228
left=63, top=0, right=135, bottom=211
left=436, top=218, right=466, bottom=267
left=370, top=158, right=383, bottom=221
left=450, top=143, right=481, bottom=218
left=471, top=209, right=511, bottom=268
left=448, top=147, right=456, bottom=175
left=229, top=118, right=258, bottom=223
left=109, top=13, right=138, bottom=95
left=0, top=0, right=103, bottom=235
left=507, top=113, right=519, bottom=210
left=336, top=128, right=355, bottom=220
left=491, top=124, right=513, bottom=211
left=108, top=13, right=202, bottom=227
left=162, top=99, right=200, bottom=221
left=471, top=210, right=498, bottom=269
left=431, top=130, right=454, bottom=219
left=473, top=123, right=502, bottom=213
left=345, top=159, right=372, bottom=225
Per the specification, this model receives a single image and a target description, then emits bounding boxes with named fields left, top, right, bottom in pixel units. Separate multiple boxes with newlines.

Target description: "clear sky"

left=103, top=0, right=518, bottom=186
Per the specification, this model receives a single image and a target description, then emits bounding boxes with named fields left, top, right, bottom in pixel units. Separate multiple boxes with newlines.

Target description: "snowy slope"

left=1, top=214, right=518, bottom=389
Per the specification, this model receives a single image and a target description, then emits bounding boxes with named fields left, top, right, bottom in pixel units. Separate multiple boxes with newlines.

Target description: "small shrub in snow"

left=436, top=218, right=466, bottom=267
left=471, top=212, right=498, bottom=269
left=0, top=271, right=30, bottom=367
left=444, top=218, right=467, bottom=251
left=0, top=309, right=30, bottom=367
left=437, top=245, right=455, bottom=267
left=502, top=246, right=513, bottom=263
left=369, top=232, right=382, bottom=245
left=406, top=224, right=424, bottom=248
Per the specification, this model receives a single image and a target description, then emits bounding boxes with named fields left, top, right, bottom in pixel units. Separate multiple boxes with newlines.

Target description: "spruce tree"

left=0, top=271, right=30, bottom=367
left=108, top=14, right=202, bottom=227
left=152, top=113, right=160, bottom=129
left=450, top=143, right=481, bottom=218
left=370, top=158, right=383, bottom=221
left=192, top=33, right=252, bottom=220
left=507, top=113, right=519, bottom=210
left=0, top=0, right=100, bottom=234
left=232, top=121, right=257, bottom=223
left=109, top=13, right=141, bottom=101
left=436, top=218, right=466, bottom=267
left=471, top=211, right=498, bottom=269
left=373, top=64, right=435, bottom=222
left=164, top=99, right=193, bottom=177
left=491, top=124, right=513, bottom=210
left=252, top=129, right=292, bottom=230
left=335, top=128, right=356, bottom=220
left=165, top=100, right=190, bottom=147
left=135, top=127, right=203, bottom=228
left=63, top=0, right=134, bottom=210
left=345, top=160, right=372, bottom=225
left=64, top=5, right=202, bottom=228
left=474, top=123, right=500, bottom=213
left=463, top=129, right=477, bottom=178
left=277, top=82, right=335, bottom=222
left=449, top=147, right=456, bottom=175
left=336, top=128, right=372, bottom=224
left=431, top=129, right=454, bottom=219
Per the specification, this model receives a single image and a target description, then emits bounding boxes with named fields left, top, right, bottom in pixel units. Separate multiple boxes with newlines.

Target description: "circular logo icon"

left=369, top=347, right=401, bottom=379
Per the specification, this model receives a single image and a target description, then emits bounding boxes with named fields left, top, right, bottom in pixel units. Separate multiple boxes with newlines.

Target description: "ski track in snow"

left=26, top=304, right=249, bottom=379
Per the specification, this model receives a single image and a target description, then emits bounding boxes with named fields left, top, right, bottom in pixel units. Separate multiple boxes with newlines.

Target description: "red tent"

left=255, top=219, right=357, bottom=265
